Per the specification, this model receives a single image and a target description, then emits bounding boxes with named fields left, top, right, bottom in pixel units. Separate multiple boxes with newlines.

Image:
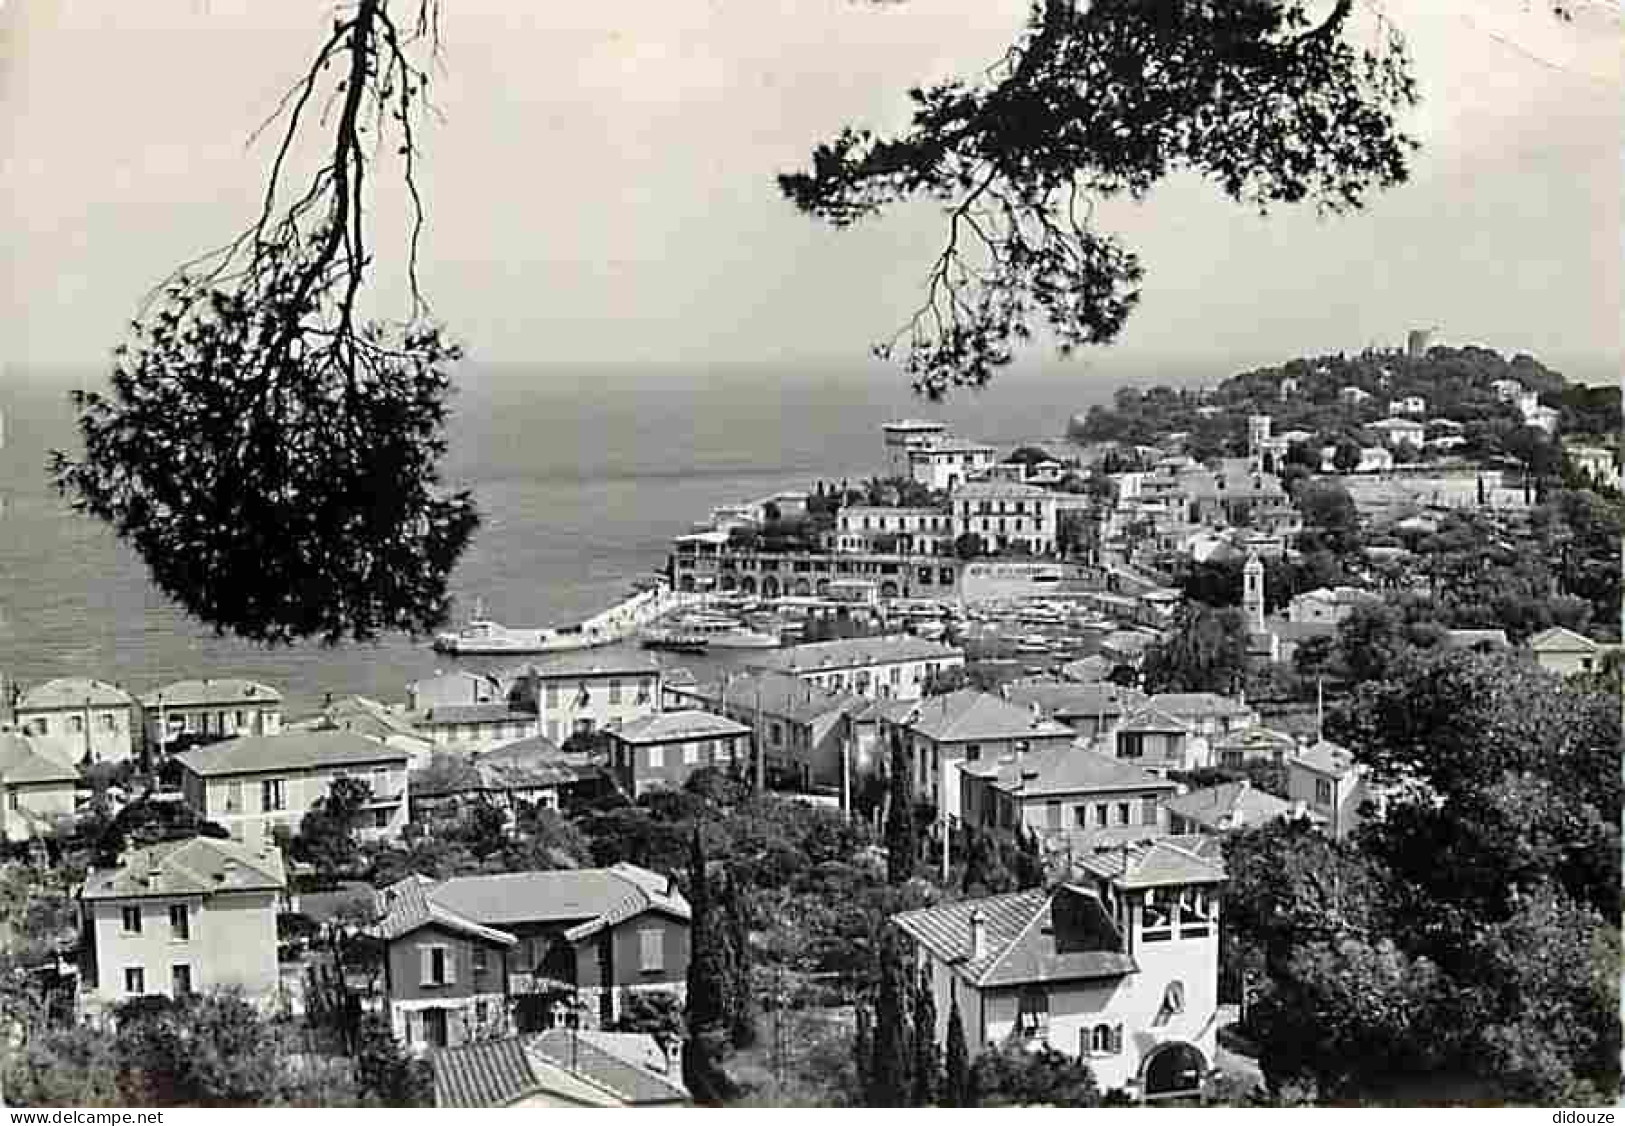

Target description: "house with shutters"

left=665, top=668, right=870, bottom=790
left=173, top=729, right=411, bottom=845
left=606, top=711, right=751, bottom=799
left=960, top=744, right=1176, bottom=858
left=12, top=678, right=138, bottom=765
left=1109, top=705, right=1213, bottom=775
left=885, top=689, right=1078, bottom=814
left=373, top=864, right=690, bottom=1053
left=501, top=652, right=663, bottom=745
left=139, top=679, right=283, bottom=754
left=895, top=837, right=1227, bottom=1101
left=79, top=837, right=287, bottom=1013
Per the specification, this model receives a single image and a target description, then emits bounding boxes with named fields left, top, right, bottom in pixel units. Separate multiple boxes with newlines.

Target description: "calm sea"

left=0, top=359, right=1209, bottom=715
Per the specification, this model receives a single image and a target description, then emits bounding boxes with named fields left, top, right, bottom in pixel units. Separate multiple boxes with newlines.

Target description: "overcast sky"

left=2, top=0, right=1621, bottom=378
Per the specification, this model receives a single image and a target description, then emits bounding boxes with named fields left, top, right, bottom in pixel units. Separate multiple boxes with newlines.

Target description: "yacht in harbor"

left=641, top=612, right=779, bottom=651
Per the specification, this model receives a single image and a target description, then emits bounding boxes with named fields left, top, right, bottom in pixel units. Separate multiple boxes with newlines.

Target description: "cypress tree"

left=682, top=828, right=736, bottom=1104
left=720, top=870, right=757, bottom=1049
left=868, top=928, right=913, bottom=1105
left=884, top=731, right=916, bottom=885
left=944, top=993, right=972, bottom=1107
left=911, top=970, right=940, bottom=1106
left=961, top=827, right=988, bottom=894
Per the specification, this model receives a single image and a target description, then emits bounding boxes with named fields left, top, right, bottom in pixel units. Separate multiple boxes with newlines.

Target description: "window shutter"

left=419, top=946, right=433, bottom=986
left=1112, top=1024, right=1124, bottom=1054
left=444, top=946, right=457, bottom=985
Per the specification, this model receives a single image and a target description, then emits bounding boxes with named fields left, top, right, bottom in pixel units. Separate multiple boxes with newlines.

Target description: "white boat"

left=670, top=613, right=781, bottom=650
left=432, top=618, right=614, bottom=656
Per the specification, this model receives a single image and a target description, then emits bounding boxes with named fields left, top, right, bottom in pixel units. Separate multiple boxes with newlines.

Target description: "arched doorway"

left=761, top=575, right=781, bottom=598
left=880, top=580, right=900, bottom=600
left=720, top=574, right=738, bottom=593
left=793, top=578, right=813, bottom=597
left=1141, top=1041, right=1206, bottom=1101
left=815, top=579, right=831, bottom=596
left=739, top=576, right=758, bottom=595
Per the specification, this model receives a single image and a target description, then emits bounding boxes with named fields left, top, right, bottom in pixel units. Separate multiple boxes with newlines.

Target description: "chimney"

left=968, top=908, right=988, bottom=961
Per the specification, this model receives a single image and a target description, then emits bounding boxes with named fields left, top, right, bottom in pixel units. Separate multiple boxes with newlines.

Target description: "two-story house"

left=12, top=678, right=138, bottom=765
left=1110, top=705, right=1212, bottom=775
left=374, top=864, right=690, bottom=1051
left=747, top=635, right=965, bottom=703
left=896, top=837, right=1227, bottom=1100
left=1145, top=694, right=1258, bottom=741
left=1003, top=680, right=1149, bottom=740
left=502, top=652, right=663, bottom=745
left=79, top=837, right=287, bottom=1013
left=1284, top=740, right=1372, bottom=840
left=174, top=730, right=411, bottom=844
left=607, top=711, right=752, bottom=799
left=410, top=702, right=544, bottom=754
left=959, top=744, right=1176, bottom=852
left=140, top=679, right=283, bottom=754
left=666, top=668, right=869, bottom=791
left=886, top=689, right=1078, bottom=814
left=0, top=734, right=79, bottom=842
left=1209, top=726, right=1298, bottom=770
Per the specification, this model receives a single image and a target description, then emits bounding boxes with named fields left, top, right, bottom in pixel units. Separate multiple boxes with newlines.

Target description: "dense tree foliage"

left=1226, top=649, right=1622, bottom=1104
left=1141, top=603, right=1249, bottom=693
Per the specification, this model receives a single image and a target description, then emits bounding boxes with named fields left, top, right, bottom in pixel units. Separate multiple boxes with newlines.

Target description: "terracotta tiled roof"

left=1162, top=782, right=1300, bottom=831
left=1115, top=705, right=1192, bottom=735
left=175, top=730, right=408, bottom=777
left=611, top=710, right=751, bottom=745
left=0, top=735, right=79, bottom=785
left=81, top=837, right=286, bottom=901
left=373, top=875, right=518, bottom=945
left=894, top=885, right=1137, bottom=989
left=1148, top=692, right=1254, bottom=720
left=900, top=689, right=1075, bottom=745
left=415, top=703, right=537, bottom=727
left=388, top=863, right=690, bottom=937
left=1528, top=626, right=1599, bottom=654
left=16, top=678, right=134, bottom=711
left=1291, top=739, right=1358, bottom=778
left=971, top=745, right=1175, bottom=799
left=531, top=1030, right=689, bottom=1105
left=499, top=651, right=662, bottom=682
left=139, top=679, right=282, bottom=708
left=433, top=1036, right=543, bottom=1108
left=1003, top=680, right=1147, bottom=720
left=1072, top=839, right=1227, bottom=889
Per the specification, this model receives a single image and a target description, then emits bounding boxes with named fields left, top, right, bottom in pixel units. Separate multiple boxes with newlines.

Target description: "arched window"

left=1154, top=979, right=1186, bottom=1027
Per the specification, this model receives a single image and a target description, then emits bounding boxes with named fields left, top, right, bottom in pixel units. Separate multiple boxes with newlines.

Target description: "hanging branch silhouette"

left=51, top=0, right=476, bottom=645
left=780, top=0, right=1419, bottom=400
